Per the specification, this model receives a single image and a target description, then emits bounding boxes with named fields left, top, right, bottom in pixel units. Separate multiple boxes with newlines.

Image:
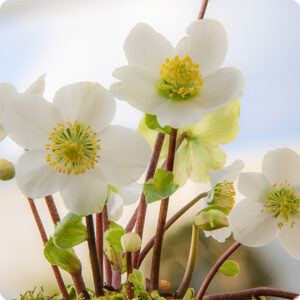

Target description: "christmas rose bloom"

left=0, top=75, right=45, bottom=141
left=203, top=159, right=244, bottom=242
left=3, top=82, right=151, bottom=215
left=230, top=148, right=300, bottom=260
left=110, top=19, right=245, bottom=128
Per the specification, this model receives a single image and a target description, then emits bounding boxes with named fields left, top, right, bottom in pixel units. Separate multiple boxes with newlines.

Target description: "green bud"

left=121, top=233, right=142, bottom=252
left=0, top=159, right=15, bottom=181
left=194, top=209, right=229, bottom=231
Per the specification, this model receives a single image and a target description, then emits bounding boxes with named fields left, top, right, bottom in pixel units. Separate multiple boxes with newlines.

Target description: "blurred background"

left=0, top=0, right=299, bottom=299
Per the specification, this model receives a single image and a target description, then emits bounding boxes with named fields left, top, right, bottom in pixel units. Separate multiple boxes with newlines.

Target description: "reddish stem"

left=204, top=288, right=298, bottom=300
left=102, top=206, right=112, bottom=286
left=112, top=269, right=122, bottom=290
left=86, top=215, right=104, bottom=297
left=150, top=128, right=177, bottom=291
left=196, top=242, right=241, bottom=299
left=44, top=195, right=89, bottom=298
left=27, top=198, right=70, bottom=300
left=198, top=0, right=209, bottom=19
left=126, top=207, right=138, bottom=233
left=132, top=132, right=165, bottom=268
left=96, top=212, right=104, bottom=280
left=126, top=252, right=134, bottom=299
left=138, top=192, right=207, bottom=267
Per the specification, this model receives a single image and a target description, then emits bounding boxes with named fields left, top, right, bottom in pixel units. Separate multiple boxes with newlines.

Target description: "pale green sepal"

left=218, top=260, right=240, bottom=277
left=144, top=168, right=179, bottom=204
left=44, top=237, right=81, bottom=275
left=183, top=288, right=196, bottom=300
left=200, top=205, right=230, bottom=215
left=194, top=209, right=229, bottom=231
left=53, top=213, right=87, bottom=249
left=151, top=290, right=166, bottom=300
left=145, top=114, right=171, bottom=134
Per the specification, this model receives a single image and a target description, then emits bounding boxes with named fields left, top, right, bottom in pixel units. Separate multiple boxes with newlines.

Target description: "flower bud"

left=0, top=159, right=15, bottom=181
left=121, top=232, right=142, bottom=252
left=194, top=209, right=229, bottom=231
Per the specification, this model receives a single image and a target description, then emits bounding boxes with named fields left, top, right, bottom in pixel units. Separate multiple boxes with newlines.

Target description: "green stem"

left=138, top=192, right=207, bottom=267
left=175, top=224, right=199, bottom=298
left=86, top=215, right=104, bottom=297
left=196, top=242, right=241, bottom=299
left=132, top=132, right=165, bottom=268
left=150, top=128, right=177, bottom=292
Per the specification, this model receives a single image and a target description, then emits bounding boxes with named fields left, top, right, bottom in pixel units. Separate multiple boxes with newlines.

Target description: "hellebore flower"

left=110, top=19, right=244, bottom=128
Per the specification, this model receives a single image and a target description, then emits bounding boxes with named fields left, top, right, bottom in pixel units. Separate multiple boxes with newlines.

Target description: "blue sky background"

left=0, top=0, right=299, bottom=298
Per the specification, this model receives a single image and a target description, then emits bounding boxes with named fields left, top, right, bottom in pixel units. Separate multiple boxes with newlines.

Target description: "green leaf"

left=151, top=290, right=166, bottom=300
left=145, top=114, right=171, bottom=134
left=200, top=205, right=230, bottom=215
left=128, top=269, right=150, bottom=299
left=104, top=228, right=125, bottom=252
left=183, top=288, right=195, bottom=300
left=44, top=237, right=81, bottom=275
left=53, top=213, right=87, bottom=249
left=218, top=260, right=240, bottom=277
left=144, top=168, right=179, bottom=203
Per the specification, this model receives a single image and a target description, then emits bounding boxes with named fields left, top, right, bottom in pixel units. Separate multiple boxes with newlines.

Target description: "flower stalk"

left=150, top=128, right=177, bottom=291
left=138, top=192, right=207, bottom=267
left=132, top=131, right=166, bottom=268
left=96, top=212, right=104, bottom=282
left=175, top=224, right=199, bottom=298
left=86, top=215, right=104, bottom=297
left=198, top=0, right=209, bottom=19
left=27, top=198, right=70, bottom=300
left=196, top=242, right=241, bottom=299
left=126, top=252, right=134, bottom=299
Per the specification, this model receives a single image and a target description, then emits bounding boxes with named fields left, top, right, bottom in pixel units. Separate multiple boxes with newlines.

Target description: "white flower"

left=3, top=82, right=151, bottom=216
left=230, top=148, right=300, bottom=260
left=203, top=159, right=244, bottom=242
left=110, top=19, right=245, bottom=128
left=107, top=183, right=141, bottom=221
left=0, top=74, right=45, bottom=141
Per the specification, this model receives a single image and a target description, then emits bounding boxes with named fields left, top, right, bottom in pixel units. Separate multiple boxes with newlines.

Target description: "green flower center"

left=210, top=180, right=236, bottom=211
left=263, top=180, right=300, bottom=229
left=45, top=121, right=100, bottom=175
left=158, top=54, right=203, bottom=100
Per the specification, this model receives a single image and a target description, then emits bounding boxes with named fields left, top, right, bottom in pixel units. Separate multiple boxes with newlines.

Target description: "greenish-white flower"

left=0, top=75, right=45, bottom=141
left=3, top=81, right=151, bottom=215
left=230, top=148, right=300, bottom=260
left=110, top=19, right=244, bottom=128
left=138, top=100, right=240, bottom=186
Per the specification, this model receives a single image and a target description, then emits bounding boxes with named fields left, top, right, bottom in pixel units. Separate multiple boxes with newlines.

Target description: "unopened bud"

left=0, top=159, right=15, bottom=181
left=194, top=209, right=229, bottom=231
left=121, top=232, right=142, bottom=252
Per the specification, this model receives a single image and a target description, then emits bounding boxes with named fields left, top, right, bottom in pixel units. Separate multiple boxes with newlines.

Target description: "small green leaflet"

left=144, top=168, right=179, bottom=204
left=44, top=237, right=81, bottom=275
left=53, top=213, right=87, bottom=249
left=218, top=260, right=240, bottom=277
left=145, top=114, right=171, bottom=134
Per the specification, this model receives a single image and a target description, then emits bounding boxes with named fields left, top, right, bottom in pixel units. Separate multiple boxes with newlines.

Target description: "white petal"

left=98, top=125, right=151, bottom=186
left=156, top=98, right=204, bottom=128
left=53, top=82, right=116, bottom=132
left=110, top=72, right=167, bottom=115
left=262, top=148, right=300, bottom=187
left=107, top=193, right=124, bottom=221
left=112, top=65, right=156, bottom=82
left=204, top=227, right=232, bottom=243
left=24, top=74, right=46, bottom=95
left=194, top=67, right=244, bottom=114
left=16, top=150, right=67, bottom=198
left=0, top=124, right=6, bottom=141
left=118, top=183, right=142, bottom=206
left=0, top=83, right=17, bottom=121
left=279, top=217, right=300, bottom=260
left=176, top=19, right=228, bottom=77
left=238, top=172, right=271, bottom=202
left=230, top=198, right=278, bottom=247
left=210, top=159, right=244, bottom=188
left=60, top=169, right=108, bottom=216
left=124, top=23, right=175, bottom=75
left=3, top=94, right=63, bottom=149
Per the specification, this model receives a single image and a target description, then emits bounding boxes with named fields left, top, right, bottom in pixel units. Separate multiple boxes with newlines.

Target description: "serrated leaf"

left=145, top=114, right=171, bottom=134
left=44, top=237, right=81, bottom=275
left=53, top=213, right=87, bottom=249
left=218, top=260, right=240, bottom=277
left=144, top=168, right=179, bottom=203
